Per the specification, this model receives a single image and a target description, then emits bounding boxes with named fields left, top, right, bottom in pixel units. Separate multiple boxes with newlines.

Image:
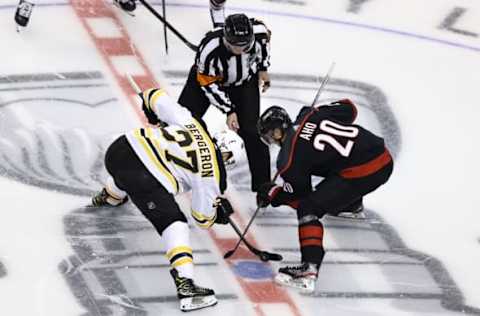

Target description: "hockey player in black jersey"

left=256, top=99, right=394, bottom=293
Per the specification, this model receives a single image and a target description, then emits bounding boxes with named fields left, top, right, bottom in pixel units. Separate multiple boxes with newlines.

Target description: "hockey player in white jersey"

left=91, top=88, right=235, bottom=312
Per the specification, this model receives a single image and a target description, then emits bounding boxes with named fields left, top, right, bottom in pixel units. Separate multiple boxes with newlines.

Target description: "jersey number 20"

left=313, top=120, right=358, bottom=157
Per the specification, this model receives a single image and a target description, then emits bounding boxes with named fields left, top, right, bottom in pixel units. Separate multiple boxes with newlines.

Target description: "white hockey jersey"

left=125, top=89, right=226, bottom=228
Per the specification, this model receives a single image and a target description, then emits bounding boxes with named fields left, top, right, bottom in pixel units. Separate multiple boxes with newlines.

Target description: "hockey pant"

left=104, top=135, right=195, bottom=278
left=178, top=66, right=271, bottom=191
left=296, top=157, right=394, bottom=264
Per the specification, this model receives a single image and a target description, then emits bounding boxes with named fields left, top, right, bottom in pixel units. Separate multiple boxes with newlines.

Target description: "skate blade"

left=179, top=295, right=217, bottom=312
left=274, top=273, right=315, bottom=294
left=331, top=211, right=366, bottom=220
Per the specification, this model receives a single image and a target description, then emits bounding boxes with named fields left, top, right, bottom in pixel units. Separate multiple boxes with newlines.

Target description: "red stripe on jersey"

left=338, top=98, right=357, bottom=123
left=340, top=148, right=392, bottom=178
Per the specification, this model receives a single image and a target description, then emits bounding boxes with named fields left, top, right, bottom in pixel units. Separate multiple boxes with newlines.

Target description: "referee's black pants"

left=178, top=66, right=271, bottom=192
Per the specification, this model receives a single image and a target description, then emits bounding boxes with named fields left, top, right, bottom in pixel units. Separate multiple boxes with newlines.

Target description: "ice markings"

left=232, top=261, right=274, bottom=280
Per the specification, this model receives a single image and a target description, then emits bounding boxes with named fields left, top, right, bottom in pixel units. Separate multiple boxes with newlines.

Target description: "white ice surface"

left=0, top=0, right=479, bottom=315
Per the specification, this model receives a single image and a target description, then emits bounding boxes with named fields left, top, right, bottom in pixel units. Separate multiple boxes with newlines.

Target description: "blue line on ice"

left=1, top=1, right=479, bottom=52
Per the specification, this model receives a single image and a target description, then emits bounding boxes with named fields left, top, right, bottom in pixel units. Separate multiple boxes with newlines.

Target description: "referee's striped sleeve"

left=197, top=37, right=220, bottom=77
left=201, top=83, right=234, bottom=114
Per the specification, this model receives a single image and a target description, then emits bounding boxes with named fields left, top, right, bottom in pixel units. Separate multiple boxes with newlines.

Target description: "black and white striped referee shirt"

left=195, top=19, right=271, bottom=114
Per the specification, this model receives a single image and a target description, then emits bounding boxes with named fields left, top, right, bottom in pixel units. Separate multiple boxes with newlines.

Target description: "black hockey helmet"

left=257, top=106, right=292, bottom=145
left=223, top=14, right=254, bottom=48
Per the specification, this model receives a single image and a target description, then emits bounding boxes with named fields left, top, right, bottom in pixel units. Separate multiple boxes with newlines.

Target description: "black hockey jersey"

left=272, top=99, right=388, bottom=205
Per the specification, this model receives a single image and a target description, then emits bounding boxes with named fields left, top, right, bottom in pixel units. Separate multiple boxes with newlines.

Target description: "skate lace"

left=176, top=277, right=211, bottom=295
left=284, top=263, right=308, bottom=272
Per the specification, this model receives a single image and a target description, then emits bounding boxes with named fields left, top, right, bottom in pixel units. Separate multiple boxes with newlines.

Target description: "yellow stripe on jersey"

left=191, top=209, right=216, bottom=228
left=142, top=88, right=167, bottom=112
left=166, top=246, right=193, bottom=260
left=149, top=89, right=167, bottom=109
left=133, top=129, right=179, bottom=193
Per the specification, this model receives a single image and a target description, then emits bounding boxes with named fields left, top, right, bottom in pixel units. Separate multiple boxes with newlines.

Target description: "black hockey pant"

left=104, top=136, right=187, bottom=235
left=296, top=159, right=394, bottom=264
left=178, top=66, right=271, bottom=191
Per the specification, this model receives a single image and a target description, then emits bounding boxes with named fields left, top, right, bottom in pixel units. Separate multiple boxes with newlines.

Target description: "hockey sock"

left=163, top=221, right=194, bottom=279
left=298, top=216, right=325, bottom=264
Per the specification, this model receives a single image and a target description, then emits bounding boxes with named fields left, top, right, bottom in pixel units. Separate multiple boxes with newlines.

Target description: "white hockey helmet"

left=214, top=129, right=245, bottom=169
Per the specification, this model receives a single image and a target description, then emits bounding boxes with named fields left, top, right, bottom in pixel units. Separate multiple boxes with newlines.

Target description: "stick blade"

left=223, top=250, right=235, bottom=259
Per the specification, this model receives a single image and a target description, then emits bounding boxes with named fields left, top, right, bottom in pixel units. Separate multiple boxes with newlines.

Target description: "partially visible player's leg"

left=113, top=0, right=136, bottom=13
left=91, top=136, right=133, bottom=207
left=275, top=211, right=324, bottom=294
left=275, top=176, right=357, bottom=293
left=209, top=0, right=226, bottom=27
left=130, top=184, right=218, bottom=311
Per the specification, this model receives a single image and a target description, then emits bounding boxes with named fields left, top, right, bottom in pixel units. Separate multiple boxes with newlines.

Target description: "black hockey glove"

left=214, top=197, right=234, bottom=225
left=256, top=182, right=278, bottom=208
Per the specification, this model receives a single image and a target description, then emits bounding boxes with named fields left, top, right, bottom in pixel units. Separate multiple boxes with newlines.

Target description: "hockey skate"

left=274, top=262, right=319, bottom=294
left=170, top=269, right=217, bottom=312
left=330, top=199, right=366, bottom=220
left=113, top=0, right=136, bottom=15
left=90, top=188, right=128, bottom=207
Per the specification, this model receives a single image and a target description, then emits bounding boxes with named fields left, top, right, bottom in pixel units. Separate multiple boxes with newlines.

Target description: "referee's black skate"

left=113, top=0, right=136, bottom=14
left=275, top=262, right=319, bottom=294
left=90, top=188, right=128, bottom=207
left=170, top=269, right=217, bottom=312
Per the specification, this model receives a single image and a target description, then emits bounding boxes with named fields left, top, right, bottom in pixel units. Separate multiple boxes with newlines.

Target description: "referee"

left=178, top=13, right=272, bottom=192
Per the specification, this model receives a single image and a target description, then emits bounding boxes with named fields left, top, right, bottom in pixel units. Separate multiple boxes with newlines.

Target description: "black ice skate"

left=170, top=269, right=217, bottom=312
left=275, top=262, right=319, bottom=294
left=331, top=199, right=366, bottom=220
left=90, top=188, right=128, bottom=207
left=113, top=0, right=136, bottom=15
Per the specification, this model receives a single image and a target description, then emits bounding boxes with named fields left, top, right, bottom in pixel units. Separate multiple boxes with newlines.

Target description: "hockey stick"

left=224, top=172, right=281, bottom=259
left=161, top=0, right=168, bottom=54
left=227, top=216, right=282, bottom=262
left=137, top=0, right=198, bottom=52
left=126, top=73, right=141, bottom=94
left=224, top=63, right=336, bottom=259
left=310, top=62, right=336, bottom=107
left=126, top=73, right=279, bottom=261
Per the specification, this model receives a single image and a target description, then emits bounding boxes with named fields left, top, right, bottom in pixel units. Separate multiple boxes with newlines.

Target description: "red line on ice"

left=70, top=1, right=302, bottom=314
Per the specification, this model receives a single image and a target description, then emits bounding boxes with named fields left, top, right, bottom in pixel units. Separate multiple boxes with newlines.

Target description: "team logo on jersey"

left=147, top=201, right=156, bottom=210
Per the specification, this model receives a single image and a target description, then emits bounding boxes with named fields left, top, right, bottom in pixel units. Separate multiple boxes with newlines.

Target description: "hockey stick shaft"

left=310, top=62, right=335, bottom=107
left=224, top=172, right=281, bottom=259
left=126, top=73, right=141, bottom=94
left=161, top=0, right=168, bottom=54
left=137, top=0, right=198, bottom=52
left=227, top=217, right=282, bottom=261
left=226, top=64, right=336, bottom=258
